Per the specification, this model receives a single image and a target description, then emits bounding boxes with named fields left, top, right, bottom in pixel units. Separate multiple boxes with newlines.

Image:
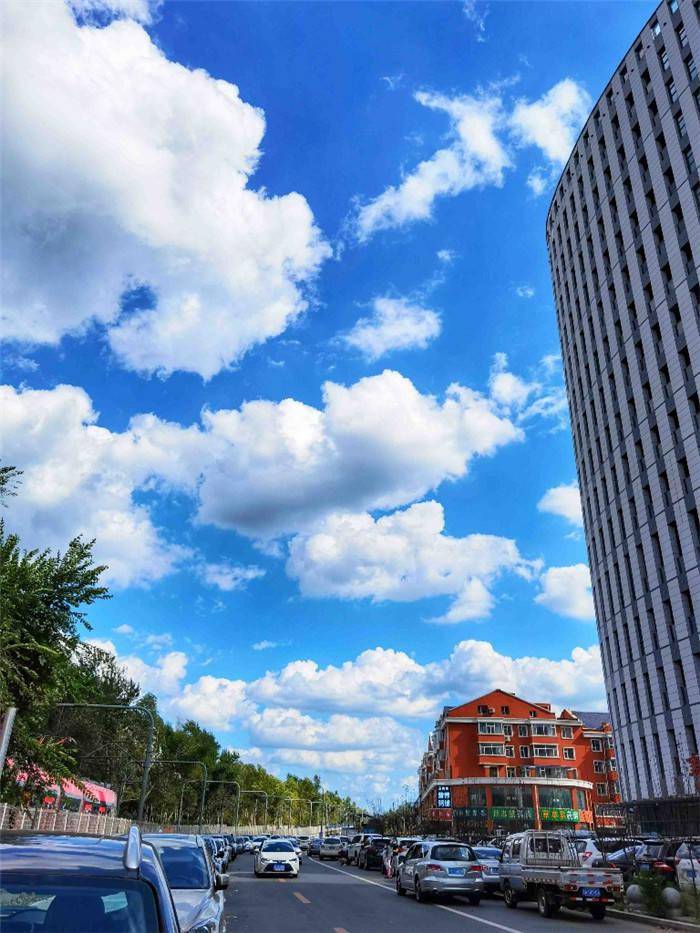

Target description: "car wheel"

left=537, top=886, right=558, bottom=918
left=415, top=879, right=428, bottom=903
left=467, top=894, right=481, bottom=906
left=590, top=905, right=606, bottom=922
left=396, top=874, right=406, bottom=896
left=503, top=884, right=518, bottom=909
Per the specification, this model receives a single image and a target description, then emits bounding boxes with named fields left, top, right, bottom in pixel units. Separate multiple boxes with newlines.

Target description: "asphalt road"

left=223, top=852, right=661, bottom=933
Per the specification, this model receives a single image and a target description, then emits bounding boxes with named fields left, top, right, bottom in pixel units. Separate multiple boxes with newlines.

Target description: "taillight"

left=425, top=863, right=444, bottom=873
left=469, top=864, right=483, bottom=873
left=654, top=861, right=672, bottom=871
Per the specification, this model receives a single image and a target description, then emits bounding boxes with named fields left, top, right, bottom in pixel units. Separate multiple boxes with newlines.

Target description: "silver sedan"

left=396, top=841, right=484, bottom=904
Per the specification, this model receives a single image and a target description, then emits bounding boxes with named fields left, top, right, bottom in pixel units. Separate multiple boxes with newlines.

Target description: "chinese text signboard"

left=539, top=807, right=579, bottom=822
left=436, top=785, right=452, bottom=808
left=490, top=806, right=535, bottom=821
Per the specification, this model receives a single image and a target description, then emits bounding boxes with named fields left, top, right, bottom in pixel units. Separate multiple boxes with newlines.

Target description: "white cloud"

left=287, top=500, right=541, bottom=623
left=167, top=675, right=253, bottom=730
left=199, top=562, right=265, bottom=592
left=113, top=624, right=135, bottom=636
left=354, top=78, right=590, bottom=239
left=436, top=249, right=456, bottom=264
left=117, top=648, right=189, bottom=696
left=342, top=297, right=441, bottom=360
left=535, top=564, right=595, bottom=620
left=538, top=482, right=583, bottom=528
left=145, top=632, right=173, bottom=649
left=355, top=90, right=510, bottom=240
left=487, top=353, right=568, bottom=429
left=2, top=0, right=329, bottom=378
left=462, top=0, right=488, bottom=42
left=515, top=284, right=535, bottom=299
left=69, top=0, right=159, bottom=24
left=252, top=640, right=283, bottom=651
left=510, top=78, right=592, bottom=165
left=488, top=352, right=539, bottom=410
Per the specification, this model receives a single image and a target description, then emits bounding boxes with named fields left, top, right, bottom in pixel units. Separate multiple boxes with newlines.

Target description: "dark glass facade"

left=546, top=0, right=700, bottom=800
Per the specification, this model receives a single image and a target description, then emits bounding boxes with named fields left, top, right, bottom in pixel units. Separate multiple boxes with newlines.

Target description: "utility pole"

left=0, top=707, right=17, bottom=775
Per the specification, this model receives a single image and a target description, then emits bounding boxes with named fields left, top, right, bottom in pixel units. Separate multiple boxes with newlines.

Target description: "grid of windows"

left=546, top=0, right=700, bottom=801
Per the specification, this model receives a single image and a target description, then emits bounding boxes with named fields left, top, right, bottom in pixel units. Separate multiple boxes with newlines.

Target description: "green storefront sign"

left=490, top=806, right=535, bottom=821
left=539, top=807, right=579, bottom=822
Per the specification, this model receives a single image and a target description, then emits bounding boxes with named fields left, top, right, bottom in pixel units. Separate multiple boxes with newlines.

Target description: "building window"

left=501, top=705, right=510, bottom=715
left=503, top=724, right=513, bottom=736
left=478, top=721, right=503, bottom=735
left=479, top=743, right=505, bottom=756
left=519, top=746, right=531, bottom=758
left=533, top=745, right=559, bottom=758
left=518, top=725, right=529, bottom=737
left=593, top=760, right=605, bottom=773
left=661, top=48, right=671, bottom=71
left=477, top=704, right=489, bottom=714
left=651, top=20, right=661, bottom=37
left=561, top=726, right=573, bottom=739
left=688, top=57, right=698, bottom=82
left=608, top=758, right=618, bottom=771
left=505, top=745, right=515, bottom=758
left=488, top=766, right=500, bottom=777
left=506, top=767, right=516, bottom=778
left=563, top=747, right=575, bottom=760
left=596, top=783, right=608, bottom=795
left=532, top=723, right=557, bottom=737
left=591, top=739, right=603, bottom=752
left=529, top=711, right=538, bottom=718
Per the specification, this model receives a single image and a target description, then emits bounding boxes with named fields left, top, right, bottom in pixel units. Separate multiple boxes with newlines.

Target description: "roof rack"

left=124, top=825, right=142, bottom=871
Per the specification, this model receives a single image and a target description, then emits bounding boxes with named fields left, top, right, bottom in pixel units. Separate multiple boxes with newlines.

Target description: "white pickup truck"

left=499, top=830, right=623, bottom=921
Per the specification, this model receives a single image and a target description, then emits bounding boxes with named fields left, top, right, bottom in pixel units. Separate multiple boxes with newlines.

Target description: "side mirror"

left=398, top=855, right=406, bottom=864
left=215, top=872, right=230, bottom=891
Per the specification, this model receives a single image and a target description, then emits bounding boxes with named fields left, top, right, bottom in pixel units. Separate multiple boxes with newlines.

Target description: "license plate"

left=273, top=864, right=286, bottom=871
left=582, top=887, right=601, bottom=898
left=448, top=867, right=465, bottom=876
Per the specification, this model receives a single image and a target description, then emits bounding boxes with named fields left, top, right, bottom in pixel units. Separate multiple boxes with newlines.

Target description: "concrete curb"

left=608, top=908, right=700, bottom=930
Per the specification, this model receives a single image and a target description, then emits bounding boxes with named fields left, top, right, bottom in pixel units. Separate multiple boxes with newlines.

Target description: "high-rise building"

left=546, top=0, right=700, bottom=803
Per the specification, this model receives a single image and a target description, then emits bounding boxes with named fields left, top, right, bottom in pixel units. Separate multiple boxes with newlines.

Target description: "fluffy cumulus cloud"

left=536, top=564, right=595, bottom=620
left=287, top=501, right=541, bottom=623
left=510, top=78, right=592, bottom=165
left=90, top=634, right=605, bottom=795
left=2, top=0, right=329, bottom=378
left=355, top=77, right=590, bottom=238
left=0, top=372, right=522, bottom=583
left=488, top=352, right=568, bottom=428
left=538, top=482, right=584, bottom=527
left=356, top=90, right=510, bottom=240
left=342, top=297, right=441, bottom=360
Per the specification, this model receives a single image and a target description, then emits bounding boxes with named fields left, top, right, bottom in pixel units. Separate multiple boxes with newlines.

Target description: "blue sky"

left=2, top=0, right=655, bottom=805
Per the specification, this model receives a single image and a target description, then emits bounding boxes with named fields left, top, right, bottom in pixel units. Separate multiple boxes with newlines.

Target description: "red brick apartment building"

left=419, top=689, right=622, bottom=835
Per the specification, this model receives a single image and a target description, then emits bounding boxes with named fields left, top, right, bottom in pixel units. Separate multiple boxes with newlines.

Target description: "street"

left=223, top=853, right=657, bottom=933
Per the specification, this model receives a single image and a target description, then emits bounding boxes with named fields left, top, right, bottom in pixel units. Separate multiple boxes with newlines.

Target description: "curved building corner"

left=546, top=0, right=700, bottom=803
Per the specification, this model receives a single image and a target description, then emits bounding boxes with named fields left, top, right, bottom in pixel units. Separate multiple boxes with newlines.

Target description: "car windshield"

left=680, top=844, right=700, bottom=859
left=0, top=875, right=159, bottom=931
left=149, top=840, right=210, bottom=889
left=474, top=847, right=501, bottom=859
left=371, top=839, right=391, bottom=847
left=431, top=845, right=474, bottom=862
left=262, top=842, right=294, bottom=853
left=324, top=838, right=341, bottom=845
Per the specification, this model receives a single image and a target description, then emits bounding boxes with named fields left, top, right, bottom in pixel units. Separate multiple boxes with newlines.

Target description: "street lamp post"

left=57, top=702, right=155, bottom=823
left=239, top=790, right=267, bottom=833
left=177, top=779, right=200, bottom=829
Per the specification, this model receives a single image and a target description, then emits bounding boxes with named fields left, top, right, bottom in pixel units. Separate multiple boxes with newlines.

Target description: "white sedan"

left=254, top=839, right=300, bottom=878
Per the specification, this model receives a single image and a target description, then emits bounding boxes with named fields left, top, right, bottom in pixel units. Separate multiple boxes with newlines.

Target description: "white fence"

left=0, top=804, right=322, bottom=838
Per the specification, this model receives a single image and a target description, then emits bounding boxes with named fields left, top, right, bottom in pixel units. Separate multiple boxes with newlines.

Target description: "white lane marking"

left=312, top=860, right=524, bottom=933
left=293, top=891, right=311, bottom=904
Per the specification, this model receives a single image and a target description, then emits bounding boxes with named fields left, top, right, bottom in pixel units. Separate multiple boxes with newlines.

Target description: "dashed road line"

left=333, top=927, right=349, bottom=932
left=293, top=891, right=311, bottom=904
left=312, top=860, right=524, bottom=933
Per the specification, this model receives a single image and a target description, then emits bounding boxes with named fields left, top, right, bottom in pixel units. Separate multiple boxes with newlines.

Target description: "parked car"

left=396, top=840, right=484, bottom=904
left=346, top=832, right=380, bottom=865
left=319, top=837, right=343, bottom=860
left=636, top=839, right=683, bottom=882
left=591, top=844, right=644, bottom=883
left=308, top=837, right=323, bottom=857
left=144, top=832, right=228, bottom=932
left=0, top=827, right=180, bottom=932
left=254, top=838, right=300, bottom=878
left=202, top=835, right=226, bottom=873
left=359, top=837, right=391, bottom=870
left=676, top=842, right=700, bottom=891
left=472, top=846, right=502, bottom=893
left=297, top=835, right=310, bottom=851
left=500, top=830, right=622, bottom=921
left=251, top=835, right=267, bottom=851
